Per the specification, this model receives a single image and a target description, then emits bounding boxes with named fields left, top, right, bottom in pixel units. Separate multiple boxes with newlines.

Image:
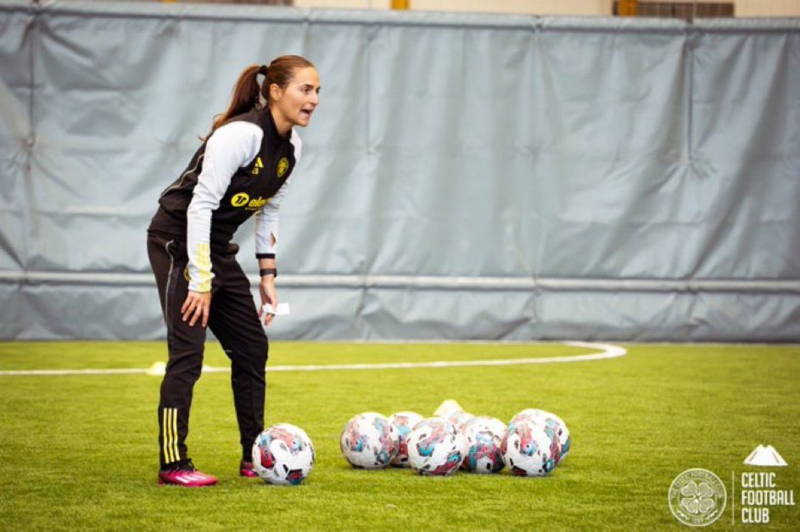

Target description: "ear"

left=269, top=83, right=283, bottom=102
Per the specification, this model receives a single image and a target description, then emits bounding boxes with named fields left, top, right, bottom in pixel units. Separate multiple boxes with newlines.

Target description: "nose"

left=309, top=92, right=319, bottom=105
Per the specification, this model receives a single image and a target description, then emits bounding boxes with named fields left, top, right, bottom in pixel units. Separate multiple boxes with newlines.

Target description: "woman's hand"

left=181, top=290, right=212, bottom=327
left=259, top=276, right=278, bottom=326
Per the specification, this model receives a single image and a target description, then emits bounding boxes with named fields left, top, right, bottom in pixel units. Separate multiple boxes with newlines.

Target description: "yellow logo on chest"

left=231, top=192, right=268, bottom=210
left=247, top=197, right=268, bottom=210
left=231, top=193, right=250, bottom=207
left=277, top=157, right=290, bottom=178
left=251, top=157, right=264, bottom=175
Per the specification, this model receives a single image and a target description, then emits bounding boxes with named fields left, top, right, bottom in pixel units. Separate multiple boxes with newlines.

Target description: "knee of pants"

left=164, top=361, right=203, bottom=389
left=246, top=339, right=269, bottom=366
left=228, top=338, right=268, bottom=367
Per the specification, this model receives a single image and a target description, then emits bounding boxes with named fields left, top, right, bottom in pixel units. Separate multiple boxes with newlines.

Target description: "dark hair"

left=205, top=55, right=315, bottom=138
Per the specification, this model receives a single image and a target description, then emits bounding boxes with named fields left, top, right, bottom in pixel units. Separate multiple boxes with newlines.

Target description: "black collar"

left=263, top=108, right=291, bottom=141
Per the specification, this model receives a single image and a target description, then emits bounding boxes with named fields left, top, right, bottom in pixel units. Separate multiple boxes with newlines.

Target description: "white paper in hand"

left=262, top=302, right=291, bottom=316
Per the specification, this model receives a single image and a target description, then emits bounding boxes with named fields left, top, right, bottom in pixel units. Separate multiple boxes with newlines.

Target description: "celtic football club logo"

left=668, top=468, right=727, bottom=527
left=276, top=157, right=290, bottom=178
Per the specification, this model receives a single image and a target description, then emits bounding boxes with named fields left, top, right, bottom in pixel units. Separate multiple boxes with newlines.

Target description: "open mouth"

left=299, top=109, right=313, bottom=120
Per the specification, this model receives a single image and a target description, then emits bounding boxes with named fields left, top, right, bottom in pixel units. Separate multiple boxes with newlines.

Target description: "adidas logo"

left=252, top=157, right=264, bottom=175
left=744, top=445, right=788, bottom=467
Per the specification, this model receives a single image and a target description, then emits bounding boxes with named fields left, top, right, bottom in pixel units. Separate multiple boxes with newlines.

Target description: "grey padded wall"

left=0, top=1, right=798, bottom=341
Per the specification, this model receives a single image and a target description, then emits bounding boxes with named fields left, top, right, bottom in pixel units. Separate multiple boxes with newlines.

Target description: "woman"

left=146, top=55, right=320, bottom=487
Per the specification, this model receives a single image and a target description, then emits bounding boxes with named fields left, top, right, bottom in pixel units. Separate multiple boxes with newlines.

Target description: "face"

left=270, top=66, right=321, bottom=129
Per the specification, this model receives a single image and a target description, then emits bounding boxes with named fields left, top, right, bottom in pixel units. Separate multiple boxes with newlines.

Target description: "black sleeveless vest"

left=148, top=109, right=297, bottom=250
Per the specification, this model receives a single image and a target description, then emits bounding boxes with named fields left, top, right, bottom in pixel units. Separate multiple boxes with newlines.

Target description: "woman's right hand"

left=181, top=290, right=212, bottom=327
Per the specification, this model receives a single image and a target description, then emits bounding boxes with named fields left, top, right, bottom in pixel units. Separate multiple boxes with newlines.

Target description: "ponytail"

left=203, top=55, right=316, bottom=140
left=204, top=64, right=267, bottom=139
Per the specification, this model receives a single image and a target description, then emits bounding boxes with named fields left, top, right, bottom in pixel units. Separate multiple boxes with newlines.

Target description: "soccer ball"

left=446, top=410, right=475, bottom=431
left=251, top=423, right=315, bottom=486
left=389, top=411, right=424, bottom=467
left=340, top=412, right=398, bottom=469
left=511, top=408, right=571, bottom=461
left=407, top=417, right=466, bottom=476
left=461, top=416, right=506, bottom=474
left=501, top=418, right=561, bottom=477
left=465, top=415, right=506, bottom=439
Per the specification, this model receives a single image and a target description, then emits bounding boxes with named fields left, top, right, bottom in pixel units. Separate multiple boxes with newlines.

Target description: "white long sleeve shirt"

left=174, top=118, right=301, bottom=292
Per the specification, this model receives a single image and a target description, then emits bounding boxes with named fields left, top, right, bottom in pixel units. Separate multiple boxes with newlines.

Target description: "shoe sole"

left=157, top=479, right=218, bottom=487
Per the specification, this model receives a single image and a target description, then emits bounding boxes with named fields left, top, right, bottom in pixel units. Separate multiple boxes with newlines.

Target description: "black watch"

left=259, top=268, right=277, bottom=278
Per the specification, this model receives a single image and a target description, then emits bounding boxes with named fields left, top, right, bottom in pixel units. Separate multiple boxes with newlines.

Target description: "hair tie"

left=258, top=65, right=269, bottom=76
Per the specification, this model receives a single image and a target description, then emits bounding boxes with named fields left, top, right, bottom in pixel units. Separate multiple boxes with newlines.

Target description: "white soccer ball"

left=407, top=417, right=466, bottom=476
left=389, top=411, right=424, bottom=467
left=461, top=416, right=506, bottom=474
left=340, top=412, right=398, bottom=469
left=251, top=423, right=315, bottom=486
left=447, top=410, right=475, bottom=431
left=502, top=418, right=561, bottom=477
left=511, top=408, right=571, bottom=461
left=467, top=415, right=506, bottom=439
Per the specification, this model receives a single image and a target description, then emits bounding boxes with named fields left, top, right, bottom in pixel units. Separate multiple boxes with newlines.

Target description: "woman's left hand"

left=259, top=276, right=278, bottom=326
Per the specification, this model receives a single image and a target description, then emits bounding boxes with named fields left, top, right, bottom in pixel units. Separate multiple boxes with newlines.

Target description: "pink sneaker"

left=158, top=462, right=218, bottom=487
left=239, top=460, right=259, bottom=478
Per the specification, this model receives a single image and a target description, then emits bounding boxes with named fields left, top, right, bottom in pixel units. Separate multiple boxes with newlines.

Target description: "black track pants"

left=147, top=233, right=268, bottom=468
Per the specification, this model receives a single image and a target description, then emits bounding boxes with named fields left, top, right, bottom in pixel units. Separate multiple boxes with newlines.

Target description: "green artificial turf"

left=0, top=341, right=798, bottom=531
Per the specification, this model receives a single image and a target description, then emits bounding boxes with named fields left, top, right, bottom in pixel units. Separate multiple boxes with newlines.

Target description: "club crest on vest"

left=277, top=157, right=290, bottom=178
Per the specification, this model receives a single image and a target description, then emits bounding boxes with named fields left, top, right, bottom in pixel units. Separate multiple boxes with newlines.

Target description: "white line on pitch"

left=0, top=341, right=626, bottom=376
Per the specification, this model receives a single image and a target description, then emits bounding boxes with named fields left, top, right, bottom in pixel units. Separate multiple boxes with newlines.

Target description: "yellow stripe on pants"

left=170, top=408, right=179, bottom=463
left=162, top=408, right=171, bottom=463
left=163, top=408, right=178, bottom=464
